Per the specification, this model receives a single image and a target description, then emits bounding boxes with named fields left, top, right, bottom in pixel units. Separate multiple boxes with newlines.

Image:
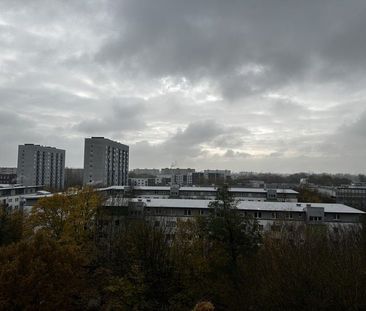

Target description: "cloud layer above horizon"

left=1, top=0, right=366, bottom=173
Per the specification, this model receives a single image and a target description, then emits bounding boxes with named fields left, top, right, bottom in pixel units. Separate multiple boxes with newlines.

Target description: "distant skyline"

left=1, top=1, right=366, bottom=173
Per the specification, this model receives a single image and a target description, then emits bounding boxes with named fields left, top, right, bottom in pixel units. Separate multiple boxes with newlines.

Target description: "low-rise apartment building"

left=0, top=167, right=17, bottom=184
left=336, top=184, right=366, bottom=211
left=128, top=178, right=157, bottom=187
left=98, top=199, right=364, bottom=239
left=99, top=185, right=299, bottom=202
left=0, top=184, right=45, bottom=210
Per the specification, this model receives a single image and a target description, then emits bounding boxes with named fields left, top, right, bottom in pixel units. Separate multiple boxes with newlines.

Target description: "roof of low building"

left=99, top=185, right=298, bottom=194
left=135, top=199, right=364, bottom=214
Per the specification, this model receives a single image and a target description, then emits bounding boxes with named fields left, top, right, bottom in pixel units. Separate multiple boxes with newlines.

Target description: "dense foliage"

left=0, top=187, right=365, bottom=310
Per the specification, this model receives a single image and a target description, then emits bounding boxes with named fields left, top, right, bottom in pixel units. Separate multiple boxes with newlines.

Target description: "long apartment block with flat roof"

left=0, top=184, right=45, bottom=210
left=336, top=184, right=366, bottom=211
left=17, top=144, right=65, bottom=190
left=83, top=137, right=129, bottom=187
left=99, top=199, right=364, bottom=240
left=98, top=185, right=299, bottom=202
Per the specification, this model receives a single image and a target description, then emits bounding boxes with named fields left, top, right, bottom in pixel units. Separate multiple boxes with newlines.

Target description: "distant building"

left=64, top=168, right=84, bottom=188
left=155, top=174, right=172, bottom=186
left=0, top=168, right=17, bottom=174
left=100, top=199, right=364, bottom=239
left=131, top=168, right=160, bottom=176
left=249, top=180, right=265, bottom=188
left=83, top=137, right=129, bottom=187
left=99, top=185, right=299, bottom=202
left=188, top=172, right=205, bottom=186
left=336, top=184, right=366, bottom=211
left=204, top=169, right=231, bottom=185
left=17, top=144, right=65, bottom=189
left=161, top=168, right=195, bottom=175
left=129, top=178, right=156, bottom=187
left=0, top=184, right=45, bottom=210
left=0, top=167, right=17, bottom=184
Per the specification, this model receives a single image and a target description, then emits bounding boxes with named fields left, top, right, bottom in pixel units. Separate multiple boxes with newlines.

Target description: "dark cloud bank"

left=0, top=0, right=366, bottom=173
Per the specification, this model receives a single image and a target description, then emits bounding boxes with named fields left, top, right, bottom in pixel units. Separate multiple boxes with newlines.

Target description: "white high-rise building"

left=17, top=144, right=65, bottom=189
left=83, top=137, right=129, bottom=187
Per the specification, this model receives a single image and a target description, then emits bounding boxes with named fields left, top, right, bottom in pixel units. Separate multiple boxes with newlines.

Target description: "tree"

left=27, top=187, right=102, bottom=246
left=255, top=226, right=366, bottom=310
left=0, top=205, right=24, bottom=246
left=0, top=233, right=87, bottom=310
left=194, top=185, right=262, bottom=310
left=104, top=221, right=177, bottom=310
left=203, top=185, right=262, bottom=267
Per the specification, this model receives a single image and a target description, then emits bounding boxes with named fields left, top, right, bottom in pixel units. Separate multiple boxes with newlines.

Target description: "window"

left=334, top=214, right=340, bottom=220
left=309, top=216, right=322, bottom=221
left=184, top=209, right=192, bottom=216
left=254, top=212, right=261, bottom=218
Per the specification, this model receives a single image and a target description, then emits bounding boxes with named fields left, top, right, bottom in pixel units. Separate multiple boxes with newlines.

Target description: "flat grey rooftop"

left=100, top=185, right=298, bottom=194
left=132, top=199, right=364, bottom=214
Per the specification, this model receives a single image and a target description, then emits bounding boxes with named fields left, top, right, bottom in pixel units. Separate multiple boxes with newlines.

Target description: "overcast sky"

left=1, top=0, right=366, bottom=173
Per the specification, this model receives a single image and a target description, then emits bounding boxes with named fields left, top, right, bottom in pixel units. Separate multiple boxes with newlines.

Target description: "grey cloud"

left=96, top=0, right=366, bottom=100
left=0, top=110, right=35, bottom=129
left=224, top=149, right=251, bottom=158
left=315, top=110, right=366, bottom=159
left=131, top=120, right=251, bottom=166
left=1, top=0, right=366, bottom=172
left=75, top=101, right=146, bottom=134
left=0, top=109, right=39, bottom=165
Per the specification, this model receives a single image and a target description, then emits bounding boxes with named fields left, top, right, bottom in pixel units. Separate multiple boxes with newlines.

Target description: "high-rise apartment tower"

left=83, top=137, right=129, bottom=187
left=17, top=144, right=65, bottom=189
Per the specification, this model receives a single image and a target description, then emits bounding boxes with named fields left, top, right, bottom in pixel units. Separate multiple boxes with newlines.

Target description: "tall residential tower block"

left=83, top=137, right=129, bottom=187
left=17, top=144, right=65, bottom=189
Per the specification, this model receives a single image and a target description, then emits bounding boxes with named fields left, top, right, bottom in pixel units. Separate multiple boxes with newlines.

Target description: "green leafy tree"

left=192, top=185, right=262, bottom=310
left=0, top=205, right=24, bottom=246
left=105, top=221, right=177, bottom=310
left=0, top=233, right=87, bottom=310
left=202, top=185, right=262, bottom=267
left=28, top=187, right=102, bottom=246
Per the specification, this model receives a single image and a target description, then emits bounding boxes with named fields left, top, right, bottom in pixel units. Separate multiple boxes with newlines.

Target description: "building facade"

left=0, top=184, right=45, bottom=210
left=204, top=169, right=231, bottom=185
left=99, top=185, right=299, bottom=202
left=0, top=167, right=17, bottom=184
left=337, top=185, right=366, bottom=211
left=129, top=178, right=157, bottom=187
left=131, top=168, right=160, bottom=176
left=99, top=199, right=364, bottom=240
left=17, top=144, right=65, bottom=189
left=83, top=137, right=129, bottom=187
